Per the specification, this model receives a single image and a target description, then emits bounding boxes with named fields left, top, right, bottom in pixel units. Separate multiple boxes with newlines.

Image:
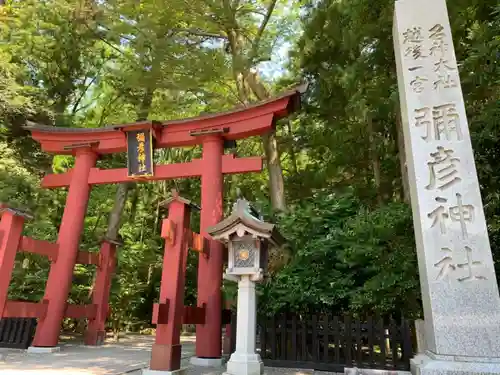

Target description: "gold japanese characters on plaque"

left=126, top=129, right=154, bottom=178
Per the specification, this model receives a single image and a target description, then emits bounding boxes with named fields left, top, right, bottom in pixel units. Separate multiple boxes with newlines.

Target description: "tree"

left=142, top=0, right=301, bottom=211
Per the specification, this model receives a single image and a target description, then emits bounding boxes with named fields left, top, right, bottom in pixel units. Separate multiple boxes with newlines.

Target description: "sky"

left=258, top=41, right=293, bottom=81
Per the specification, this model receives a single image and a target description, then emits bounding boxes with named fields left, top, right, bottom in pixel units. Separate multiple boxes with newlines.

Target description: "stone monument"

left=393, top=0, right=500, bottom=374
left=207, top=199, right=284, bottom=375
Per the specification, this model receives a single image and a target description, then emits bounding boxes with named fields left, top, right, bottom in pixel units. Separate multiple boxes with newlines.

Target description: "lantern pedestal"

left=207, top=198, right=284, bottom=375
left=223, top=274, right=263, bottom=375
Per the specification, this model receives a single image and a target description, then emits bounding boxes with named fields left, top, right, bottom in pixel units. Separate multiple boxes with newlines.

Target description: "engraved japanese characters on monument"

left=414, top=104, right=462, bottom=141
left=394, top=0, right=500, bottom=361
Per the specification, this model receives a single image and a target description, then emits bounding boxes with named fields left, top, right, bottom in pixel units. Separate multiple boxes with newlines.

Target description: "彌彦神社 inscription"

left=413, top=104, right=462, bottom=141
left=394, top=0, right=500, bottom=360
left=136, top=132, right=147, bottom=173
left=427, top=194, right=474, bottom=238
left=426, top=146, right=461, bottom=190
left=434, top=246, right=486, bottom=282
left=399, top=21, right=485, bottom=283
left=126, top=129, right=154, bottom=178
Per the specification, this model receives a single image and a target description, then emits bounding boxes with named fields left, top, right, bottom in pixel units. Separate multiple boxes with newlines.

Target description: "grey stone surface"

left=0, top=334, right=195, bottom=375
left=425, top=350, right=500, bottom=364
left=414, top=320, right=426, bottom=354
left=190, top=357, right=226, bottom=367
left=142, top=368, right=188, bottom=375
left=393, top=0, right=500, bottom=360
left=0, top=335, right=336, bottom=375
left=27, top=346, right=61, bottom=353
left=412, top=353, right=500, bottom=375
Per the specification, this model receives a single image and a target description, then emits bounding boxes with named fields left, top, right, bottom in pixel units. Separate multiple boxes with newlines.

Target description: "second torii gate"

left=21, top=85, right=305, bottom=362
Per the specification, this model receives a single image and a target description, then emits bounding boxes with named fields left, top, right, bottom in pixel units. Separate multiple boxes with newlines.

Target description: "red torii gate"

left=5, top=85, right=304, bottom=359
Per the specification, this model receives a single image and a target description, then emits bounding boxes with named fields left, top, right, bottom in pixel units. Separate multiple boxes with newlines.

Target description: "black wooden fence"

left=0, top=318, right=37, bottom=349
left=251, top=313, right=414, bottom=372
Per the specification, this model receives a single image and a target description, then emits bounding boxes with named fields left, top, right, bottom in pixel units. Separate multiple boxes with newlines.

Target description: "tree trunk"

left=366, top=111, right=383, bottom=205
left=245, top=71, right=287, bottom=211
left=106, top=182, right=133, bottom=240
left=396, top=104, right=411, bottom=203
left=286, top=119, right=298, bottom=174
left=226, top=20, right=287, bottom=212
left=262, top=132, right=286, bottom=211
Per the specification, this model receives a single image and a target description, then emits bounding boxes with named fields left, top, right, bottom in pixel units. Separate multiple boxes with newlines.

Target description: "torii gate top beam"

left=24, top=85, right=306, bottom=155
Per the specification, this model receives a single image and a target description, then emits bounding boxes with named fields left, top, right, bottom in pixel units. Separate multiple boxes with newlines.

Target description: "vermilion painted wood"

left=196, top=135, right=224, bottom=358
left=0, top=212, right=26, bottom=318
left=161, top=219, right=175, bottom=245
left=32, top=148, right=97, bottom=347
left=3, top=300, right=97, bottom=320
left=65, top=304, right=97, bottom=319
left=28, top=94, right=295, bottom=154
left=156, top=112, right=277, bottom=148
left=19, top=237, right=98, bottom=265
left=85, top=241, right=117, bottom=345
left=2, top=301, right=48, bottom=319
left=75, top=251, right=100, bottom=265
left=150, top=197, right=191, bottom=371
left=188, top=232, right=204, bottom=253
left=19, top=237, right=59, bottom=261
left=41, top=155, right=263, bottom=188
left=181, top=305, right=206, bottom=324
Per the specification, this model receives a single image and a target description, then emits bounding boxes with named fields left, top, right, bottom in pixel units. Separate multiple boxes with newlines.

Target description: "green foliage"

left=260, top=190, right=418, bottom=317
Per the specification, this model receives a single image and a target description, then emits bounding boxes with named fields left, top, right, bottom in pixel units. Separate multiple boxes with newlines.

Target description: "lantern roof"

left=207, top=199, right=284, bottom=247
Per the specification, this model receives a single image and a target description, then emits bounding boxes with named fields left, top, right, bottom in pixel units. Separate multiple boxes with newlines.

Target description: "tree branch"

left=71, top=75, right=98, bottom=115
left=235, top=5, right=266, bottom=17
left=251, top=0, right=278, bottom=60
left=173, top=28, right=227, bottom=39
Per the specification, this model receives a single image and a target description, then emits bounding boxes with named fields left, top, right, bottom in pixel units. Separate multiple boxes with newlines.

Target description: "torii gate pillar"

left=191, top=135, right=224, bottom=365
left=33, top=147, right=97, bottom=348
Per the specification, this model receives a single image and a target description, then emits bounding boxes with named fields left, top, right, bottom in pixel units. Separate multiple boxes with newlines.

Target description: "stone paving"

left=0, top=334, right=195, bottom=375
left=0, top=334, right=343, bottom=375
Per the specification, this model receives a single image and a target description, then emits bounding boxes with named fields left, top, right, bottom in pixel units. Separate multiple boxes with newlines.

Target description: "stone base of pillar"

left=142, top=368, right=187, bottom=375
left=190, top=357, right=225, bottom=367
left=411, top=351, right=500, bottom=375
left=27, top=346, right=61, bottom=354
left=224, top=352, right=264, bottom=375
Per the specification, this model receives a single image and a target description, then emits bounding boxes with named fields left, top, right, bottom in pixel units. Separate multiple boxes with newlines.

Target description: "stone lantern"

left=207, top=199, right=283, bottom=375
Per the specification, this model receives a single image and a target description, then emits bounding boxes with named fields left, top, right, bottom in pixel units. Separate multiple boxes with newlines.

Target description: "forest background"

left=0, top=0, right=499, bottom=334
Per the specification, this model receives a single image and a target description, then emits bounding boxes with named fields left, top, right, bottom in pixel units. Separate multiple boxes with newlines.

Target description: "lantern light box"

left=207, top=199, right=284, bottom=278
